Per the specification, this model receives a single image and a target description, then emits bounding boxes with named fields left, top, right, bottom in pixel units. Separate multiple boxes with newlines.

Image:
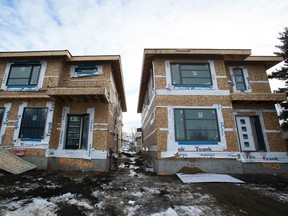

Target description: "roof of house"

left=0, top=50, right=127, bottom=112
left=137, top=48, right=283, bottom=113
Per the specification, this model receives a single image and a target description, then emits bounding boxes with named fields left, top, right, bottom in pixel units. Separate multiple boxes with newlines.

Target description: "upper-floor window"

left=2, top=61, right=47, bottom=91
left=174, top=108, right=220, bottom=142
left=7, top=62, right=41, bottom=87
left=229, top=66, right=251, bottom=92
left=232, top=68, right=246, bottom=91
left=171, top=63, right=212, bottom=87
left=70, top=64, right=103, bottom=77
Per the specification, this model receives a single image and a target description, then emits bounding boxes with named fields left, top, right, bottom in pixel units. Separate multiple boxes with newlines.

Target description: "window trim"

left=6, top=62, right=41, bottom=87
left=170, top=62, right=213, bottom=88
left=1, top=61, right=47, bottom=91
left=70, top=64, right=103, bottom=77
left=65, top=114, right=89, bottom=150
left=174, top=108, right=221, bottom=143
left=229, top=66, right=251, bottom=92
left=19, top=107, right=48, bottom=140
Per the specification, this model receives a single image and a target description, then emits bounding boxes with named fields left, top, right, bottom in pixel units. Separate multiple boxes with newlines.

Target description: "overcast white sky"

left=0, top=0, right=287, bottom=131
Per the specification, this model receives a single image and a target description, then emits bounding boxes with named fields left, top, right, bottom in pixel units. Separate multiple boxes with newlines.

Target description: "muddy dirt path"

left=0, top=156, right=288, bottom=215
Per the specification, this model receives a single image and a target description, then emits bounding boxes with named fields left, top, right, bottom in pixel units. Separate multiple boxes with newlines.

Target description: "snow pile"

left=2, top=193, right=94, bottom=215
left=4, top=198, right=57, bottom=216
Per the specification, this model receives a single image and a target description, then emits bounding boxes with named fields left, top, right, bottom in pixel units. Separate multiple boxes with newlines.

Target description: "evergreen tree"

left=268, top=27, right=288, bottom=130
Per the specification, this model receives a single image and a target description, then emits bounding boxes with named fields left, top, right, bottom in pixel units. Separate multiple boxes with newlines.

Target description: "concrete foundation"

left=21, top=156, right=48, bottom=170
left=47, top=158, right=111, bottom=172
left=151, top=158, right=288, bottom=175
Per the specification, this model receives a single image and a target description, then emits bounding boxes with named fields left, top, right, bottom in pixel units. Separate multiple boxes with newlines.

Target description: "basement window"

left=174, top=109, right=220, bottom=142
left=19, top=108, right=48, bottom=139
left=70, top=64, right=103, bottom=77
left=171, top=63, right=212, bottom=87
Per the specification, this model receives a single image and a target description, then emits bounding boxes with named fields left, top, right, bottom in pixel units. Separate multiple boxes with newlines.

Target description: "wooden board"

left=0, top=150, right=37, bottom=174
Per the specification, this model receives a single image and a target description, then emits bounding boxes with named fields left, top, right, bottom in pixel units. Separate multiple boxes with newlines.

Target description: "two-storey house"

left=137, top=49, right=287, bottom=174
left=0, top=50, right=126, bottom=171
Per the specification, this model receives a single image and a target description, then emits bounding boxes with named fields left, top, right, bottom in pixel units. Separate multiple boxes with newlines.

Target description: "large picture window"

left=174, top=109, right=220, bottom=142
left=171, top=63, right=212, bottom=87
left=65, top=114, right=89, bottom=149
left=7, top=62, right=41, bottom=87
left=19, top=108, right=48, bottom=139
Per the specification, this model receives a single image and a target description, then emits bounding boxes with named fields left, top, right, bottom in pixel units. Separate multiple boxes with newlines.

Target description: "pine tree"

left=268, top=27, right=288, bottom=130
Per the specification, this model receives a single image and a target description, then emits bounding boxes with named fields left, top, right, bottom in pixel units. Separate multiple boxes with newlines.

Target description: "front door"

left=236, top=116, right=256, bottom=151
left=65, top=114, right=89, bottom=149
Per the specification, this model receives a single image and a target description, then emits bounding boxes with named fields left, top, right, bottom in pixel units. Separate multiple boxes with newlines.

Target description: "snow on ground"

left=1, top=192, right=94, bottom=216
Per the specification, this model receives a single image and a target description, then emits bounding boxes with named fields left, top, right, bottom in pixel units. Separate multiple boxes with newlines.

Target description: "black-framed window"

left=171, top=63, right=212, bottom=87
left=19, top=108, right=48, bottom=139
left=65, top=114, right=89, bottom=150
left=233, top=68, right=246, bottom=90
left=7, top=62, right=41, bottom=86
left=174, top=109, right=220, bottom=142
left=75, top=65, right=98, bottom=73
left=0, top=108, right=5, bottom=128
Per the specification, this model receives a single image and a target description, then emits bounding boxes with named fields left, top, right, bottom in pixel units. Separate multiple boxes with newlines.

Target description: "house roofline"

left=0, top=50, right=127, bottom=112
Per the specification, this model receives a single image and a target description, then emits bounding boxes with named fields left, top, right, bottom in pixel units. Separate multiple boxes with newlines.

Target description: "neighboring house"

left=0, top=50, right=126, bottom=171
left=137, top=48, right=288, bottom=174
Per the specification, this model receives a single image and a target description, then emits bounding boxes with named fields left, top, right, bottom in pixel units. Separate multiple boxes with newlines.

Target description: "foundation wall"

left=151, top=158, right=288, bottom=175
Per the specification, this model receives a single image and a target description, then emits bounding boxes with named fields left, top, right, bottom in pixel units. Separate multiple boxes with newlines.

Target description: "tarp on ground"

left=177, top=173, right=244, bottom=184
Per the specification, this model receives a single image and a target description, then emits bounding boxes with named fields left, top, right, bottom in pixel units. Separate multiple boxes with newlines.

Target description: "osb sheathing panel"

left=49, top=101, right=62, bottom=149
left=225, top=131, right=239, bottom=151
left=0, top=61, right=8, bottom=77
left=2, top=128, right=14, bottom=147
left=153, top=59, right=166, bottom=76
left=262, top=112, right=282, bottom=130
left=62, top=64, right=111, bottom=88
left=156, top=95, right=232, bottom=107
left=214, top=60, right=227, bottom=76
left=157, top=131, right=168, bottom=152
left=42, top=59, right=65, bottom=89
left=155, top=77, right=166, bottom=90
left=156, top=108, right=168, bottom=128
left=232, top=103, right=275, bottom=110
left=143, top=131, right=157, bottom=151
left=246, top=66, right=269, bottom=81
left=222, top=109, right=235, bottom=128
left=217, top=78, right=229, bottom=90
left=250, top=83, right=271, bottom=93
left=267, top=133, right=287, bottom=151
left=94, top=131, right=108, bottom=150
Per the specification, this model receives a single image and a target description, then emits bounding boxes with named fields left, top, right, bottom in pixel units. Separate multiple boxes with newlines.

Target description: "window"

left=70, top=64, right=103, bottom=77
left=174, top=109, right=220, bottom=142
left=7, top=62, right=41, bottom=87
left=171, top=63, right=212, bottom=87
left=233, top=68, right=246, bottom=90
left=19, top=108, right=48, bottom=139
left=0, top=108, right=5, bottom=128
left=65, top=114, right=89, bottom=149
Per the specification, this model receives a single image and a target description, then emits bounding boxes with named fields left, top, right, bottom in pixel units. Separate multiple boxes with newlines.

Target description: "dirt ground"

left=1, top=155, right=288, bottom=216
